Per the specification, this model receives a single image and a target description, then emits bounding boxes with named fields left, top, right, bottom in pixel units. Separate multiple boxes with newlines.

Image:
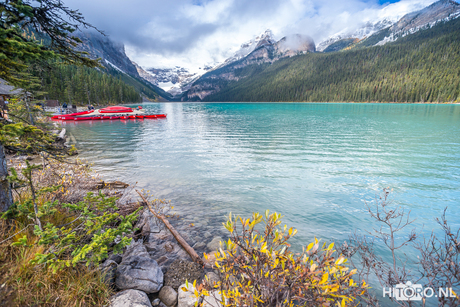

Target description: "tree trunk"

left=0, top=143, right=13, bottom=212
left=25, top=98, right=35, bottom=125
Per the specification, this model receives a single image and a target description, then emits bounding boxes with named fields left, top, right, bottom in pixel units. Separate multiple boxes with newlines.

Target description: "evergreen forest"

left=26, top=61, right=159, bottom=105
left=202, top=17, right=460, bottom=103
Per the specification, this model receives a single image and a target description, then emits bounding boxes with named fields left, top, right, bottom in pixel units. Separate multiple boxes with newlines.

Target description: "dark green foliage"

left=3, top=185, right=140, bottom=272
left=106, top=66, right=163, bottom=102
left=203, top=17, right=460, bottom=103
left=0, top=121, right=60, bottom=154
left=0, top=0, right=100, bottom=86
left=29, top=61, right=143, bottom=104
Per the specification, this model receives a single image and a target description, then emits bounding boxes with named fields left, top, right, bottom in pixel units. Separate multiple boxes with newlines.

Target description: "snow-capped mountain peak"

left=217, top=29, right=276, bottom=68
left=317, top=0, right=437, bottom=51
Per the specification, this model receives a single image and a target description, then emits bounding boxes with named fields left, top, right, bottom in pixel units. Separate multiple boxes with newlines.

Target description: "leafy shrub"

left=4, top=190, right=139, bottom=272
left=0, top=158, right=138, bottom=306
left=2, top=159, right=140, bottom=273
left=0, top=225, right=114, bottom=307
left=196, top=211, right=367, bottom=307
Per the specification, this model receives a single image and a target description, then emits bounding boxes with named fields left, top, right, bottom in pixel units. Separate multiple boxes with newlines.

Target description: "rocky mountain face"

left=132, top=61, right=157, bottom=86
left=214, top=30, right=276, bottom=69
left=316, top=18, right=395, bottom=52
left=74, top=31, right=170, bottom=101
left=215, top=30, right=315, bottom=69
left=185, top=31, right=315, bottom=101
left=375, top=0, right=460, bottom=45
left=75, top=31, right=140, bottom=78
left=240, top=33, right=315, bottom=66
left=391, top=0, right=460, bottom=33
left=319, top=0, right=460, bottom=51
left=132, top=62, right=212, bottom=97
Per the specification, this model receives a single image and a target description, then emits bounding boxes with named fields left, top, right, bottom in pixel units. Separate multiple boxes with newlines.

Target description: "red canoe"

left=51, top=105, right=166, bottom=122
left=99, top=106, right=133, bottom=113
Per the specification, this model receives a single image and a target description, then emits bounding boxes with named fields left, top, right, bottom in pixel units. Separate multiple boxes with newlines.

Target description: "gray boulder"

left=192, top=242, right=206, bottom=250
left=137, top=208, right=161, bottom=235
left=207, top=237, right=224, bottom=252
left=123, top=240, right=150, bottom=259
left=110, top=289, right=152, bottom=307
left=116, top=255, right=164, bottom=293
left=177, top=283, right=197, bottom=307
left=159, top=285, right=178, bottom=307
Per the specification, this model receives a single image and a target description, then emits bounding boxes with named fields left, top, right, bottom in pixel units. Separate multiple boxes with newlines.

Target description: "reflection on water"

left=64, top=102, right=460, bottom=270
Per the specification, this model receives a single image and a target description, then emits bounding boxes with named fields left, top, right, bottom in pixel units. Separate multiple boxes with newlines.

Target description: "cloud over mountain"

left=64, top=0, right=438, bottom=71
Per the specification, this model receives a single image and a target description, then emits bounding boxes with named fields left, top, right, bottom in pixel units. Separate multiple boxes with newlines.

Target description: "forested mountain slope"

left=200, top=17, right=460, bottom=103
left=30, top=61, right=155, bottom=104
left=25, top=31, right=170, bottom=104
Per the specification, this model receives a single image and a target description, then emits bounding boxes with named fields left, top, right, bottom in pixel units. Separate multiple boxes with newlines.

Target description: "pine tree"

left=0, top=0, right=100, bottom=212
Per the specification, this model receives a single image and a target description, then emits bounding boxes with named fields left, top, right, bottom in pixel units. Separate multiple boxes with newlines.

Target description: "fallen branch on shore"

left=135, top=189, right=204, bottom=266
left=94, top=180, right=129, bottom=190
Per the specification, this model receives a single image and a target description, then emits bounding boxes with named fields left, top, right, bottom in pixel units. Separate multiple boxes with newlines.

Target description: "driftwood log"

left=136, top=189, right=204, bottom=266
left=55, top=128, right=66, bottom=143
left=95, top=180, right=129, bottom=190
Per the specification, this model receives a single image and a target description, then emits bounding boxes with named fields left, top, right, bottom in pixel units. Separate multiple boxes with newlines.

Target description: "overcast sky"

left=64, top=0, right=438, bottom=72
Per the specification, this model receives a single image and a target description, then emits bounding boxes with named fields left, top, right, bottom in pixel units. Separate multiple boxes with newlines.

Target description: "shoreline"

left=149, top=100, right=460, bottom=104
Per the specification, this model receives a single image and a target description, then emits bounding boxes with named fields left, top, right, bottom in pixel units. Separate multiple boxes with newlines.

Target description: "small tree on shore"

left=337, top=189, right=460, bottom=307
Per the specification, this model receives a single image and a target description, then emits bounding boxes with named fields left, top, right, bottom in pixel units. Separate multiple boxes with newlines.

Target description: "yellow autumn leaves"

left=194, top=211, right=367, bottom=306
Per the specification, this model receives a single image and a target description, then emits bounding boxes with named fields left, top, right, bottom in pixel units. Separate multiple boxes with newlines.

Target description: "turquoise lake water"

left=63, top=102, right=460, bottom=294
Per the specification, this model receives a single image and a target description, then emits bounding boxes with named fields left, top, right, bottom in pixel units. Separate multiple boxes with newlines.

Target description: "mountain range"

left=183, top=0, right=460, bottom=102
left=63, top=0, right=460, bottom=103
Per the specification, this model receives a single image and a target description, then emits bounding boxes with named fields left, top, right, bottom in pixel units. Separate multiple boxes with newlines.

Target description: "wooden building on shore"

left=0, top=78, right=27, bottom=102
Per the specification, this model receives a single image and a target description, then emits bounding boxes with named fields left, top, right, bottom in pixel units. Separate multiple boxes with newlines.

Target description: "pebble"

left=192, top=242, right=206, bottom=250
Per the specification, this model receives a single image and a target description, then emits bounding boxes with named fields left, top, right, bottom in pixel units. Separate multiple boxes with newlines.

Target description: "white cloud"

left=64, top=0, right=438, bottom=72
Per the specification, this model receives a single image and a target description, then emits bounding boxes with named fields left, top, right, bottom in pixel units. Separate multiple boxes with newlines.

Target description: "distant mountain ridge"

left=390, top=0, right=459, bottom=33
left=319, top=0, right=460, bottom=51
left=316, top=0, right=439, bottom=51
left=374, top=0, right=460, bottom=45
left=183, top=0, right=460, bottom=102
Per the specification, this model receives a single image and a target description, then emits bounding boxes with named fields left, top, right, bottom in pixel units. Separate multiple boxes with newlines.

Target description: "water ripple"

left=64, top=103, right=460, bottom=254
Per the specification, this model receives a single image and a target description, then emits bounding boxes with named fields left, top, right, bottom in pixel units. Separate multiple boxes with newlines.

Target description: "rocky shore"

left=4, top=150, right=227, bottom=307
left=104, top=207, right=227, bottom=307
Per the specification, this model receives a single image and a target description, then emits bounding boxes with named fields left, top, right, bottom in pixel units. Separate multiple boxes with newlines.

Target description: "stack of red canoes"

left=51, top=106, right=166, bottom=121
